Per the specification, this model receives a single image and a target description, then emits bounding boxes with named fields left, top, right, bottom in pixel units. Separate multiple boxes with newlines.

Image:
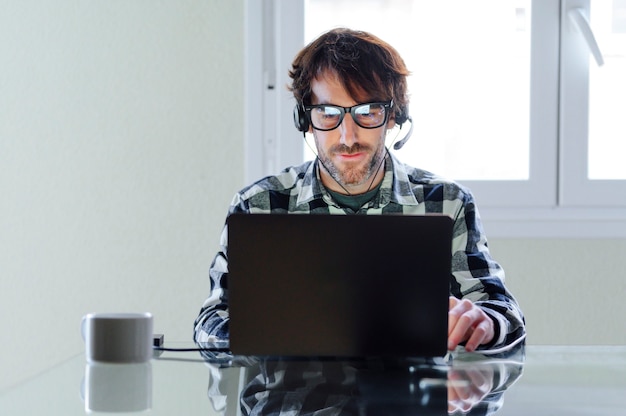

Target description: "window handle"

left=568, top=7, right=604, bottom=66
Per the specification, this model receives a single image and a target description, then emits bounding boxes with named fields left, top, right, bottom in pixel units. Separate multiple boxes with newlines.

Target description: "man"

left=194, top=28, right=526, bottom=353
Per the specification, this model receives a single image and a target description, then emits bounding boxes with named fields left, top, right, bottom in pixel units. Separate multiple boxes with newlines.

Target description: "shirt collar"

left=386, top=151, right=420, bottom=206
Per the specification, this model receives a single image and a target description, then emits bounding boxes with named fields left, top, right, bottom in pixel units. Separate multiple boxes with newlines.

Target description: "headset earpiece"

left=394, top=104, right=409, bottom=127
left=293, top=104, right=309, bottom=133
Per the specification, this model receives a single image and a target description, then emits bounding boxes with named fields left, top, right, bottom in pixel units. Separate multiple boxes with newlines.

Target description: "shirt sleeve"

left=193, top=168, right=301, bottom=344
left=193, top=219, right=230, bottom=343
left=449, top=190, right=526, bottom=352
left=193, top=193, right=249, bottom=343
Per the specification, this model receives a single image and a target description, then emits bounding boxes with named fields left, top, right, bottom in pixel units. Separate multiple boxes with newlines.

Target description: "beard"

left=315, top=140, right=386, bottom=188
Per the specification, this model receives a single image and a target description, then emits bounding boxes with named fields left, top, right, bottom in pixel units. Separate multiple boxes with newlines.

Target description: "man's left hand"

left=448, top=297, right=495, bottom=352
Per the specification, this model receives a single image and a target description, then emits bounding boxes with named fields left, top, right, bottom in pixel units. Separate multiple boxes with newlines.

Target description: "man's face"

left=310, top=72, right=393, bottom=195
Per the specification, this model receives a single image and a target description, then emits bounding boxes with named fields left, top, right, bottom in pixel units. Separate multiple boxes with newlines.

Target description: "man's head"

left=289, top=28, right=410, bottom=127
left=288, top=28, right=410, bottom=195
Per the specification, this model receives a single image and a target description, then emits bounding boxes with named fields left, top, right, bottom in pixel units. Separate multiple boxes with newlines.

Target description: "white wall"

left=490, top=238, right=626, bottom=346
left=1, top=0, right=624, bottom=394
left=1, top=1, right=244, bottom=390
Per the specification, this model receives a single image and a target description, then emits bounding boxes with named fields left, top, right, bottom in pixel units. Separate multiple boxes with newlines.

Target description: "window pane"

left=305, top=0, right=531, bottom=180
left=588, top=0, right=626, bottom=180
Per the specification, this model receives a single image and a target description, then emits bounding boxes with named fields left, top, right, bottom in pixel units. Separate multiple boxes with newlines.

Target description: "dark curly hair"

left=288, top=28, right=410, bottom=124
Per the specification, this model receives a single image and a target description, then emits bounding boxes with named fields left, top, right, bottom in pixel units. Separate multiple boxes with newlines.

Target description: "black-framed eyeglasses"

left=304, top=101, right=392, bottom=131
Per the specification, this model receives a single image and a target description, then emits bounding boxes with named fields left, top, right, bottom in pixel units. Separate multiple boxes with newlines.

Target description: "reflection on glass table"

left=2, top=343, right=626, bottom=415
left=215, top=348, right=524, bottom=415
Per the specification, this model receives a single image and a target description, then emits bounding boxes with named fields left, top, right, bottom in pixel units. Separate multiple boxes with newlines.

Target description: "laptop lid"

left=227, top=213, right=453, bottom=358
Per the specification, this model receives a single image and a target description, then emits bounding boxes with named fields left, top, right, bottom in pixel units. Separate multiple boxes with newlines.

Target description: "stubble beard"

left=317, top=141, right=386, bottom=189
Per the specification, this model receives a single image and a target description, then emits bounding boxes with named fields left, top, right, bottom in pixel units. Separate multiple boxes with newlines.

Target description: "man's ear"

left=386, top=116, right=396, bottom=130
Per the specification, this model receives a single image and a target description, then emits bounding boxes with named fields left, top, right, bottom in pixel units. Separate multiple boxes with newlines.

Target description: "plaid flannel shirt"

left=194, top=152, right=525, bottom=352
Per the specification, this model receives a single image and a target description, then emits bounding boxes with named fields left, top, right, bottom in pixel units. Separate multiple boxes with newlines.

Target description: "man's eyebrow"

left=310, top=98, right=331, bottom=105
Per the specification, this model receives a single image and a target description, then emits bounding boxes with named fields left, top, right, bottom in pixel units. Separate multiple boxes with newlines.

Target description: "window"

left=560, top=0, right=626, bottom=208
left=245, top=0, right=626, bottom=237
left=588, top=0, right=626, bottom=180
left=305, top=0, right=531, bottom=182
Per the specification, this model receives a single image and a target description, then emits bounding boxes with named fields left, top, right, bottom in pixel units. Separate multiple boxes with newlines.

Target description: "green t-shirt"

left=327, top=183, right=382, bottom=212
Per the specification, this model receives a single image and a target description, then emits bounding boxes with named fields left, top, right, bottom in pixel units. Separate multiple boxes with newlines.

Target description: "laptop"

left=227, top=213, right=453, bottom=358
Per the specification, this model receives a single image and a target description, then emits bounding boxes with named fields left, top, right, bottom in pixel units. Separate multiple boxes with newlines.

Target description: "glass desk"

left=1, top=344, right=625, bottom=415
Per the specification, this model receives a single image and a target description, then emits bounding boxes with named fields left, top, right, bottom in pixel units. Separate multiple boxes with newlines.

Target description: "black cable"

left=153, top=346, right=231, bottom=353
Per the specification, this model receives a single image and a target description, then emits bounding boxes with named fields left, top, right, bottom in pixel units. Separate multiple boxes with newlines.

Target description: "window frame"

left=245, top=0, right=626, bottom=238
left=559, top=0, right=626, bottom=207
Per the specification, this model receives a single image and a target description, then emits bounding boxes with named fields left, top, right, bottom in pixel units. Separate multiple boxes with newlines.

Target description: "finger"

left=448, top=371, right=472, bottom=401
left=465, top=368, right=491, bottom=392
left=447, top=296, right=459, bottom=332
left=448, top=298, right=472, bottom=336
left=448, top=302, right=481, bottom=350
left=448, top=317, right=473, bottom=350
left=464, top=319, right=494, bottom=352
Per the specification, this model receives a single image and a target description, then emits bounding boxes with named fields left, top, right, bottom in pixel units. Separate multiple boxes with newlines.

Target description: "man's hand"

left=448, top=297, right=495, bottom=352
left=447, top=366, right=494, bottom=414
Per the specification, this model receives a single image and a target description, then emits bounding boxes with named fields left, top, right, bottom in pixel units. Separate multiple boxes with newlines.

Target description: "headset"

left=292, top=103, right=310, bottom=133
left=293, top=102, right=413, bottom=150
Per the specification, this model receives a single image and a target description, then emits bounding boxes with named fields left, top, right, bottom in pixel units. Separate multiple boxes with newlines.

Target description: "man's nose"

left=339, top=114, right=358, bottom=147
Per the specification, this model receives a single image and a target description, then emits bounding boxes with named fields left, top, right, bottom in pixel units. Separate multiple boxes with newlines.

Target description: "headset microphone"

left=393, top=116, right=413, bottom=150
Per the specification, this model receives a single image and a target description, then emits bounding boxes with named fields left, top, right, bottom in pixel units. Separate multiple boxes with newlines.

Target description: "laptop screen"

left=228, top=213, right=453, bottom=358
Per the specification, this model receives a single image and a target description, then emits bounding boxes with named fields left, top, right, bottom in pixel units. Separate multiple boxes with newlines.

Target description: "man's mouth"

left=333, top=145, right=369, bottom=160
left=337, top=151, right=366, bottom=162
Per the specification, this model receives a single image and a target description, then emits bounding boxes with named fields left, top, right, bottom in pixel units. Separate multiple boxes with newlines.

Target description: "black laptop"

left=227, top=213, right=453, bottom=358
